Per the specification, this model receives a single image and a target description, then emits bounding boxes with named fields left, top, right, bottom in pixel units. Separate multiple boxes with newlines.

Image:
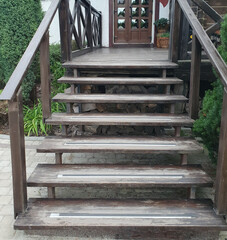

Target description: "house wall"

left=41, top=0, right=170, bottom=47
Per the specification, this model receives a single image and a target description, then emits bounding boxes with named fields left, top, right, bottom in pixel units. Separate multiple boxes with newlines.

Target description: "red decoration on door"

left=160, top=0, right=169, bottom=7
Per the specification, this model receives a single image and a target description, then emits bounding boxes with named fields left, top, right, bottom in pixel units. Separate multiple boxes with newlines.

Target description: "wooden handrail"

left=1, top=0, right=102, bottom=218
left=170, top=0, right=227, bottom=215
left=0, top=0, right=61, bottom=101
left=177, top=0, right=227, bottom=89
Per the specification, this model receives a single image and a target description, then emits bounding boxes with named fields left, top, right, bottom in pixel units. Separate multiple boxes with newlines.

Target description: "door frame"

left=109, top=0, right=159, bottom=47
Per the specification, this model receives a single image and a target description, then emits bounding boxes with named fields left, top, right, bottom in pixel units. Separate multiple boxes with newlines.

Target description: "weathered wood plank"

left=8, top=90, right=27, bottom=218
left=53, top=93, right=188, bottom=104
left=58, top=77, right=183, bottom=85
left=189, top=33, right=201, bottom=120
left=46, top=113, right=194, bottom=127
left=37, top=137, right=203, bottom=154
left=40, top=31, right=51, bottom=119
left=169, top=0, right=181, bottom=62
left=63, top=60, right=178, bottom=69
left=179, top=0, right=191, bottom=60
left=14, top=199, right=227, bottom=230
left=86, top=4, right=93, bottom=48
left=28, top=164, right=213, bottom=188
left=215, top=88, right=227, bottom=215
left=59, top=0, right=72, bottom=62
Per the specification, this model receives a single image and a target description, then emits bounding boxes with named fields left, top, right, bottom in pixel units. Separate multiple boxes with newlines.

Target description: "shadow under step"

left=53, top=94, right=188, bottom=104
left=58, top=76, right=183, bottom=85
left=14, top=199, right=227, bottom=231
left=63, top=60, right=178, bottom=69
left=37, top=137, right=203, bottom=154
left=45, top=113, right=194, bottom=127
left=27, top=164, right=213, bottom=188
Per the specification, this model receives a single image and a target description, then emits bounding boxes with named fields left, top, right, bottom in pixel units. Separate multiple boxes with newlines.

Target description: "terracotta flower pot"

left=157, top=37, right=169, bottom=48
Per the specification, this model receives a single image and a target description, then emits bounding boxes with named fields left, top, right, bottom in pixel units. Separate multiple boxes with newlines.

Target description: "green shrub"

left=24, top=100, right=51, bottom=136
left=49, top=43, right=68, bottom=113
left=193, top=80, right=223, bottom=162
left=154, top=18, right=169, bottom=28
left=193, top=15, right=227, bottom=163
left=0, top=0, right=43, bottom=102
left=23, top=43, right=67, bottom=136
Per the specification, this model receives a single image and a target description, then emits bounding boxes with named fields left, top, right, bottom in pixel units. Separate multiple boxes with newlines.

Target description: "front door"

left=114, top=0, right=153, bottom=44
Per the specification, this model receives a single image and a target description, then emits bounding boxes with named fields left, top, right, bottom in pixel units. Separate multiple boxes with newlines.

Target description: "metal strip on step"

left=57, top=174, right=184, bottom=179
left=64, top=143, right=177, bottom=147
left=70, top=117, right=173, bottom=121
left=50, top=213, right=193, bottom=219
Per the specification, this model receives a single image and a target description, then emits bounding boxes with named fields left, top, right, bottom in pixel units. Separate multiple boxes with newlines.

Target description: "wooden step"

left=53, top=93, right=188, bottom=104
left=27, top=164, right=213, bottom=188
left=63, top=60, right=178, bottom=69
left=14, top=199, right=227, bottom=230
left=45, top=113, right=194, bottom=127
left=58, top=76, right=183, bottom=85
left=37, top=137, right=203, bottom=154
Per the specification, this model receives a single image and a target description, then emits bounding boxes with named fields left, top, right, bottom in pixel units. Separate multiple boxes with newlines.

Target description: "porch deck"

left=70, top=48, right=169, bottom=68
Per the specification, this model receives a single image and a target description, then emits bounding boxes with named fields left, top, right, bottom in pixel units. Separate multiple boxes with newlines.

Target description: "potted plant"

left=154, top=18, right=169, bottom=33
left=157, top=32, right=170, bottom=48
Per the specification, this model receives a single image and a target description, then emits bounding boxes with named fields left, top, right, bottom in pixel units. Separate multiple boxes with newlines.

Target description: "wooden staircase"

left=14, top=60, right=227, bottom=237
left=1, top=0, right=227, bottom=238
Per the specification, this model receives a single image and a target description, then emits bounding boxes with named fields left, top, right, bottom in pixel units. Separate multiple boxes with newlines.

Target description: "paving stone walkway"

left=0, top=134, right=226, bottom=240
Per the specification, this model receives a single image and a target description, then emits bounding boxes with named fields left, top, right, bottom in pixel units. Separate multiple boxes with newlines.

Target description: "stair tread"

left=58, top=76, right=183, bottom=85
left=27, top=164, right=213, bottom=188
left=37, top=137, right=203, bottom=154
left=63, top=60, right=179, bottom=69
left=46, top=113, right=194, bottom=126
left=14, top=198, right=227, bottom=230
left=53, top=93, right=188, bottom=103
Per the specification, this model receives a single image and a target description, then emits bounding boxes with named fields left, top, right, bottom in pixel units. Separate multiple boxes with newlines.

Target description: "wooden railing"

left=178, top=0, right=223, bottom=60
left=0, top=0, right=102, bottom=218
left=169, top=0, right=227, bottom=215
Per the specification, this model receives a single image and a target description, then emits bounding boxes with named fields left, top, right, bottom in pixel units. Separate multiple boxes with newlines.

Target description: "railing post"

left=169, top=0, right=181, bottom=63
left=99, top=12, right=102, bottom=47
left=40, top=31, right=51, bottom=119
left=189, top=32, right=201, bottom=119
left=179, top=0, right=191, bottom=60
left=215, top=88, right=227, bottom=215
left=8, top=89, right=27, bottom=218
left=86, top=2, right=93, bottom=49
left=77, top=1, right=82, bottom=48
left=59, top=0, right=72, bottom=62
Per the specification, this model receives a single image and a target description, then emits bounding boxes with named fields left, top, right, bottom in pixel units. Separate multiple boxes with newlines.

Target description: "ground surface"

left=0, top=134, right=226, bottom=239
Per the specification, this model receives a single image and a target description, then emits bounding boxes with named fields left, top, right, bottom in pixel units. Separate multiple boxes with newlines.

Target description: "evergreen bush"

left=0, top=0, right=43, bottom=102
left=193, top=15, right=227, bottom=163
